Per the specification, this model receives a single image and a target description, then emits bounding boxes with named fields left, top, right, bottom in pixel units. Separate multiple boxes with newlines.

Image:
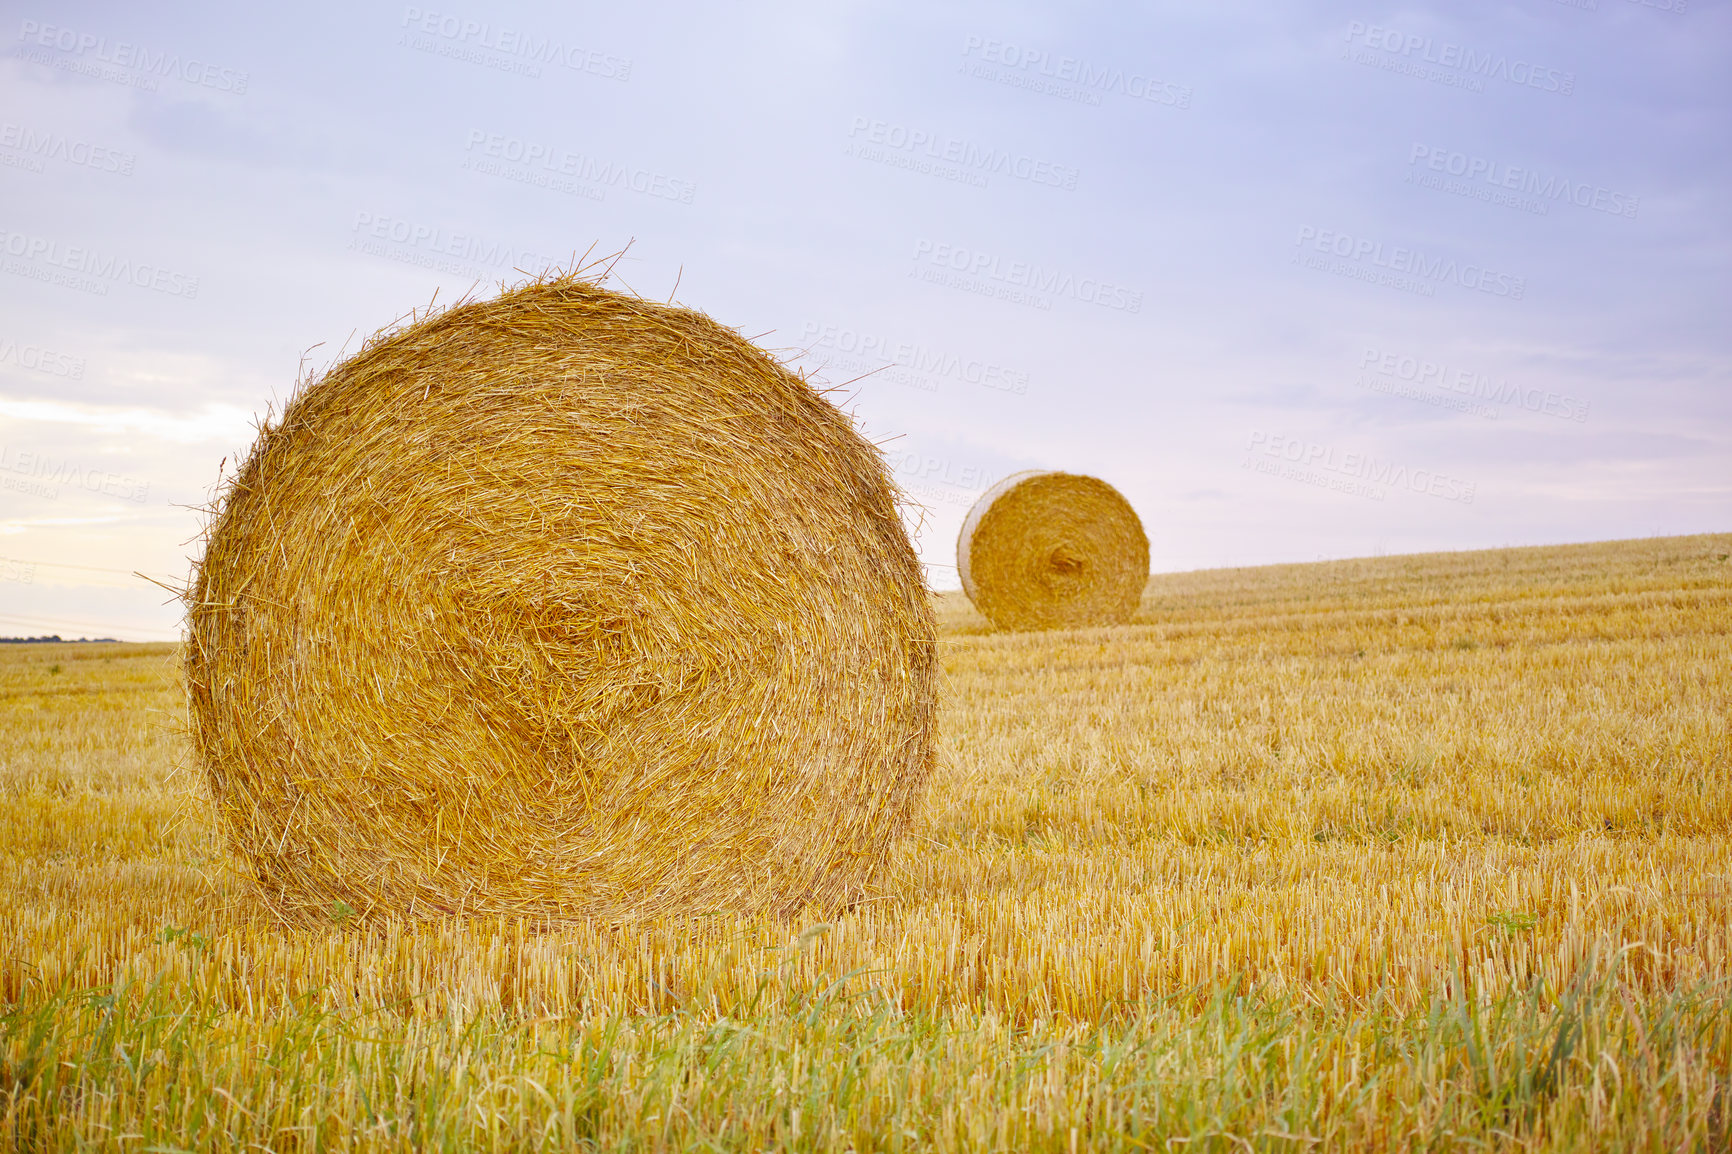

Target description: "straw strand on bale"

left=957, top=470, right=1149, bottom=631
left=184, top=273, right=937, bottom=924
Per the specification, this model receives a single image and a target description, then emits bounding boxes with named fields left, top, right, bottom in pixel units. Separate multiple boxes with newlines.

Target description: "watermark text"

left=347, top=210, right=565, bottom=281
left=0, top=227, right=199, bottom=298
left=462, top=129, right=694, bottom=204
left=1357, top=346, right=1588, bottom=422
left=1293, top=225, right=1525, bottom=301
left=0, top=335, right=85, bottom=380
left=1243, top=429, right=1476, bottom=503
left=15, top=18, right=248, bottom=93
left=1341, top=21, right=1573, bottom=97
left=1, top=121, right=134, bottom=177
left=959, top=36, right=1192, bottom=109
left=800, top=321, right=1029, bottom=396
left=911, top=239, right=1142, bottom=314
left=0, top=444, right=150, bottom=503
left=845, top=116, right=1079, bottom=191
left=1407, top=143, right=1637, bottom=219
left=398, top=8, right=631, bottom=81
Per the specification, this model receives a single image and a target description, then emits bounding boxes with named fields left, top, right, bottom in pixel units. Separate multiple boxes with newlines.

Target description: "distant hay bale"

left=184, top=274, right=937, bottom=923
left=957, top=471, right=1148, bottom=631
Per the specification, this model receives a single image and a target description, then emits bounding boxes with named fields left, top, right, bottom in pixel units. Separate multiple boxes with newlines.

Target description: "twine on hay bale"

left=184, top=273, right=938, bottom=923
left=956, top=471, right=1149, bottom=632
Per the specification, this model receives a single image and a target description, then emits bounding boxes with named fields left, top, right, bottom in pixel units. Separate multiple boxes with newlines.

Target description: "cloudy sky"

left=1, top=0, right=1725, bottom=640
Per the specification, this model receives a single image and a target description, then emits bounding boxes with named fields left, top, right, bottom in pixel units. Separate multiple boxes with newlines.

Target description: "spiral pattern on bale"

left=957, top=471, right=1149, bottom=632
left=185, top=275, right=937, bottom=923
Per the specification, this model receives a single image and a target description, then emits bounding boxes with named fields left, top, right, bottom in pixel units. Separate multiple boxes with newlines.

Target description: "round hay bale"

left=956, top=471, right=1148, bottom=632
left=184, top=274, right=937, bottom=922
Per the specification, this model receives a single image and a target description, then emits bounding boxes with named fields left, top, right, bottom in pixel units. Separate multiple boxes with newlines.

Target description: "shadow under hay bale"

left=185, top=273, right=938, bottom=923
left=957, top=471, right=1149, bottom=632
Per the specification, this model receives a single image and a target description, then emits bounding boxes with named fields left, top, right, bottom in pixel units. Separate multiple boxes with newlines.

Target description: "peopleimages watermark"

left=1406, top=144, right=1637, bottom=219
left=0, top=557, right=35, bottom=585
left=0, top=445, right=150, bottom=504
left=1357, top=346, right=1589, bottom=423
left=1242, top=430, right=1476, bottom=504
left=1341, top=21, right=1574, bottom=97
left=461, top=130, right=695, bottom=205
left=0, top=227, right=200, bottom=299
left=1554, top=0, right=1683, bottom=10
left=800, top=322, right=1029, bottom=396
left=845, top=116, right=1080, bottom=192
left=14, top=19, right=249, bottom=94
left=398, top=8, right=631, bottom=81
left=0, top=121, right=135, bottom=177
left=958, top=36, right=1192, bottom=110
left=0, top=335, right=85, bottom=380
left=348, top=211, right=566, bottom=282
left=910, top=239, right=1142, bottom=314
left=889, top=452, right=991, bottom=510
left=1292, top=225, right=1525, bottom=301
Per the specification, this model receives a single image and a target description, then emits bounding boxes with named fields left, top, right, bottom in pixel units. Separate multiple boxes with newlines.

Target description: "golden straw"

left=184, top=273, right=938, bottom=923
left=957, top=471, right=1148, bottom=631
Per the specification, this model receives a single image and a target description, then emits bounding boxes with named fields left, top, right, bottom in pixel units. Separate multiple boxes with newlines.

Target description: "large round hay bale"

left=184, top=275, right=937, bottom=922
left=957, top=471, right=1148, bottom=631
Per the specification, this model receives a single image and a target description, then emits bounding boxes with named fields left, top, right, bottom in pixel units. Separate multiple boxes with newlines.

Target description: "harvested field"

left=2, top=532, right=1729, bottom=1151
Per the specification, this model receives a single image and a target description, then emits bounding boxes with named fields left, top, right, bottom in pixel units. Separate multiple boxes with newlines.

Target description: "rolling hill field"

left=2, top=532, right=1729, bottom=1150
